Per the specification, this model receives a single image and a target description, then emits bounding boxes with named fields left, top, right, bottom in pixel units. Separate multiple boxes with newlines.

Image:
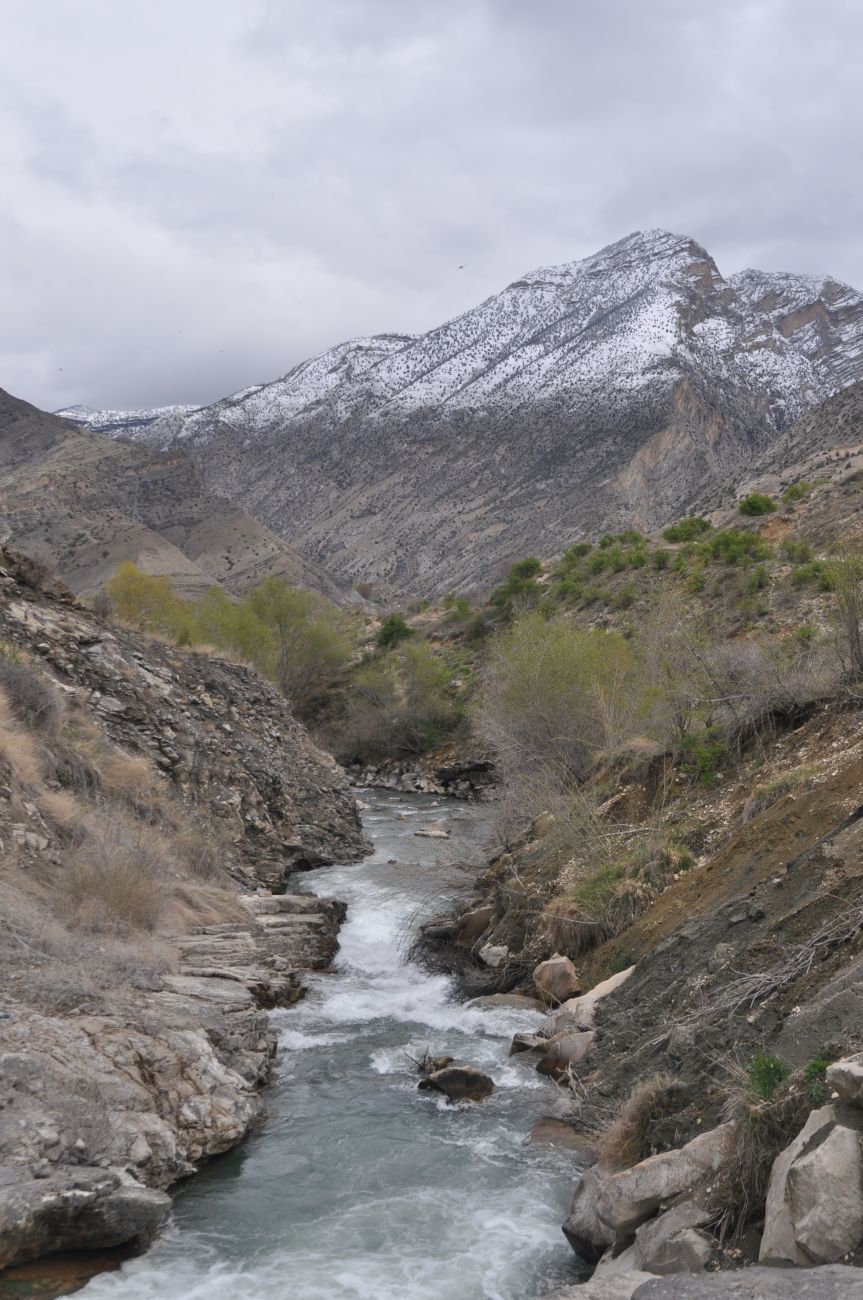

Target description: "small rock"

left=478, top=943, right=509, bottom=968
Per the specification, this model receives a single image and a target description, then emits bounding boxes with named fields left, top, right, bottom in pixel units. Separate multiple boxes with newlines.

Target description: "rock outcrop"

left=0, top=889, right=347, bottom=1271
left=0, top=545, right=369, bottom=886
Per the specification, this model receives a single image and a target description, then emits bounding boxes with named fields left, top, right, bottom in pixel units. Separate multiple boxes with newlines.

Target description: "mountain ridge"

left=60, top=229, right=863, bottom=595
left=0, top=390, right=357, bottom=604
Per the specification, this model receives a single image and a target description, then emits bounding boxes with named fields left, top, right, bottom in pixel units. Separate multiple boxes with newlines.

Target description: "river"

left=80, top=790, right=580, bottom=1300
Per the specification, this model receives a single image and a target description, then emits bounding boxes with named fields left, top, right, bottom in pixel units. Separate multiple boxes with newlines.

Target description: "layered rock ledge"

left=0, top=890, right=346, bottom=1272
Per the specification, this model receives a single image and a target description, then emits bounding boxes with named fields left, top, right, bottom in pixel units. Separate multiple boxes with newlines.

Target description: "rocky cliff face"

left=70, top=229, right=863, bottom=596
left=0, top=548, right=367, bottom=1271
left=0, top=546, right=368, bottom=883
left=0, top=389, right=356, bottom=604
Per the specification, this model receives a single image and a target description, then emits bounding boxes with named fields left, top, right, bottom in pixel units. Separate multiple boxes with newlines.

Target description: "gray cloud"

left=1, top=0, right=861, bottom=410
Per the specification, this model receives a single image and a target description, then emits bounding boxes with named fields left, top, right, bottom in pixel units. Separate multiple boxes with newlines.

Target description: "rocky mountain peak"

left=63, top=230, right=863, bottom=596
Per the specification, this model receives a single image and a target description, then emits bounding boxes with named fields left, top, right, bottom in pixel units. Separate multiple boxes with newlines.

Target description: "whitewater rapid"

left=80, top=791, right=580, bottom=1300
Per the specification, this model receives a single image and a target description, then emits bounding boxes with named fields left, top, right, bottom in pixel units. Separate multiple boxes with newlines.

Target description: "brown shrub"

left=0, top=656, right=64, bottom=736
left=66, top=821, right=173, bottom=933
left=172, top=821, right=232, bottom=881
left=710, top=1057, right=813, bottom=1239
left=0, top=690, right=43, bottom=786
left=595, top=1074, right=683, bottom=1170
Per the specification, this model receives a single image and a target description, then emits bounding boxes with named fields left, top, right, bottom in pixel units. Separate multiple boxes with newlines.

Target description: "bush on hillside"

left=662, top=516, right=711, bottom=543
left=475, top=613, right=652, bottom=787
left=739, top=492, right=777, bottom=517
left=376, top=613, right=414, bottom=649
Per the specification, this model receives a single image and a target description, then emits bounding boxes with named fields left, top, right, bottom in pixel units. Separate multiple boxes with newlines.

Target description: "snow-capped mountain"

left=68, top=230, right=863, bottom=595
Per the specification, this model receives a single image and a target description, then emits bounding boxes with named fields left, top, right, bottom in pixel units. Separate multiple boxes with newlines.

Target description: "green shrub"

left=781, top=481, right=813, bottom=504
left=739, top=492, right=777, bottom=517
left=804, top=1056, right=833, bottom=1104
left=444, top=597, right=472, bottom=622
left=747, top=1053, right=791, bottom=1100
left=743, top=565, right=770, bottom=595
left=702, top=529, right=772, bottom=566
left=560, top=542, right=592, bottom=562
left=781, top=539, right=813, bottom=564
left=376, top=613, right=414, bottom=649
left=652, top=549, right=670, bottom=570
left=491, top=558, right=544, bottom=611
left=790, top=560, right=834, bottom=591
left=662, top=516, right=711, bottom=543
left=678, top=729, right=728, bottom=784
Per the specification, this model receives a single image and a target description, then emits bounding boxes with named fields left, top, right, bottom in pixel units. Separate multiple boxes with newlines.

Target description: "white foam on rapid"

left=80, top=791, right=582, bottom=1300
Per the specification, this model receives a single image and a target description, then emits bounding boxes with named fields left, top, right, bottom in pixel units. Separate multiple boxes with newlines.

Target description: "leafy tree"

left=331, top=641, right=460, bottom=760
left=247, top=578, right=354, bottom=710
left=475, top=613, right=651, bottom=784
left=105, top=563, right=196, bottom=642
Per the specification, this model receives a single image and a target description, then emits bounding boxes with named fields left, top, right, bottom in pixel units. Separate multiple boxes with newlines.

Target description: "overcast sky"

left=2, top=0, right=861, bottom=412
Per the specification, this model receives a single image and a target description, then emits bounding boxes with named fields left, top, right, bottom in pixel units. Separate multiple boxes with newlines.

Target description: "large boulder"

left=542, top=1272, right=653, bottom=1300
left=470, top=992, right=545, bottom=1011
left=452, top=905, right=494, bottom=947
left=564, top=1124, right=733, bottom=1260
left=537, top=1030, right=597, bottom=1077
left=633, top=1200, right=714, bottom=1275
left=826, top=1053, right=863, bottom=1107
left=534, top=953, right=582, bottom=1005
left=760, top=1102, right=863, bottom=1266
left=547, top=966, right=636, bottom=1033
left=0, top=1167, right=170, bottom=1271
left=417, top=1065, right=495, bottom=1103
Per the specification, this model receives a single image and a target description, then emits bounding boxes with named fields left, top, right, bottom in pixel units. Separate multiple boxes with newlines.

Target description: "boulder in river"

left=414, top=820, right=450, bottom=839
left=418, top=1065, right=495, bottom=1103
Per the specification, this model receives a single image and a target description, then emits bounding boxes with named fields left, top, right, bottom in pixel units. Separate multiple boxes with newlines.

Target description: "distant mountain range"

left=0, top=390, right=356, bottom=604
left=58, top=229, right=863, bottom=595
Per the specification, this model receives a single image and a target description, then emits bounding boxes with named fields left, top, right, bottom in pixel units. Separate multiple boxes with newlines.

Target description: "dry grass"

left=545, top=835, right=693, bottom=959
left=0, top=655, right=64, bottom=736
left=0, top=652, right=247, bottom=1012
left=709, top=1055, right=814, bottom=1239
left=172, top=821, right=233, bottom=881
left=0, top=879, right=175, bottom=1013
left=66, top=819, right=174, bottom=933
left=166, top=883, right=247, bottom=932
left=36, top=788, right=91, bottom=843
left=595, top=1073, right=683, bottom=1170
left=741, top=764, right=817, bottom=822
left=0, top=689, right=43, bottom=786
